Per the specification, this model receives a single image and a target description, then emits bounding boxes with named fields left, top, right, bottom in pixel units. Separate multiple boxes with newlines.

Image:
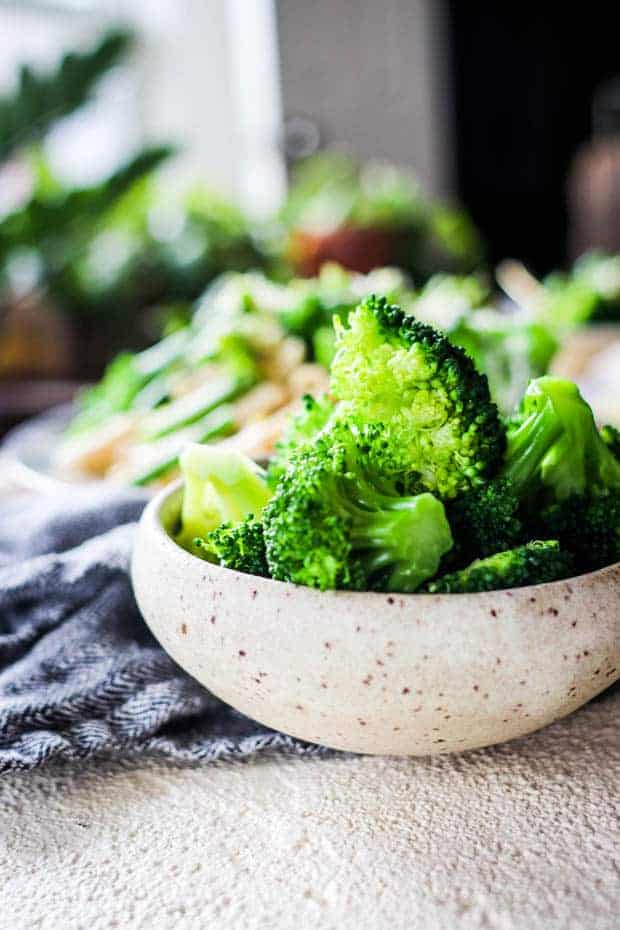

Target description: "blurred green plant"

left=0, top=30, right=132, bottom=162
left=279, top=151, right=483, bottom=281
left=0, top=30, right=270, bottom=378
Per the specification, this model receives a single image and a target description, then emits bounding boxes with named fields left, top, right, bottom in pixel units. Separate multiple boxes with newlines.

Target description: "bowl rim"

left=141, top=478, right=620, bottom=602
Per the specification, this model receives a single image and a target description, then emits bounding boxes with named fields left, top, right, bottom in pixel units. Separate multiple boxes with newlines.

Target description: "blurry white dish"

left=131, top=482, right=620, bottom=755
left=0, top=406, right=74, bottom=492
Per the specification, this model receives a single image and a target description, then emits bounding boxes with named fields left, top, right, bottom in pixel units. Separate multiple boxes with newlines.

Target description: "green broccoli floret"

left=533, top=491, right=620, bottom=574
left=427, top=541, right=573, bottom=593
left=543, top=252, right=620, bottom=326
left=263, top=423, right=453, bottom=592
left=176, top=444, right=272, bottom=555
left=444, top=478, right=522, bottom=569
left=449, top=314, right=558, bottom=415
left=500, top=378, right=620, bottom=574
left=329, top=295, right=505, bottom=498
left=501, top=377, right=620, bottom=502
left=601, top=425, right=620, bottom=462
left=199, top=516, right=269, bottom=577
left=267, top=393, right=336, bottom=487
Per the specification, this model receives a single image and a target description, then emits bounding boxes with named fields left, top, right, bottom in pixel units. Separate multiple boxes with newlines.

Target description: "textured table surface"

left=1, top=688, right=618, bottom=930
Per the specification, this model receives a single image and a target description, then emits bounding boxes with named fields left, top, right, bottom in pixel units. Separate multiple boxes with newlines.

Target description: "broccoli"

left=532, top=492, right=620, bottom=574
left=176, top=444, right=272, bottom=555
left=443, top=478, right=522, bottom=569
left=501, top=377, right=620, bottom=502
left=329, top=295, right=505, bottom=498
left=263, top=423, right=453, bottom=592
left=199, top=516, right=269, bottom=577
left=500, top=378, right=620, bottom=574
left=543, top=251, right=620, bottom=327
left=601, top=425, right=620, bottom=462
left=267, top=393, right=337, bottom=487
left=449, top=314, right=558, bottom=416
left=427, top=541, right=573, bottom=593
left=412, top=273, right=489, bottom=331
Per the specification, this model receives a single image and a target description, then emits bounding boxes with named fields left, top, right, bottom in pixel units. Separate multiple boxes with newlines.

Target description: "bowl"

left=1, top=404, right=75, bottom=492
left=131, top=482, right=620, bottom=755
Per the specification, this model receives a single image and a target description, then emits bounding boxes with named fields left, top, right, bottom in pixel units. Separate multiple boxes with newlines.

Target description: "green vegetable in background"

left=541, top=251, right=620, bottom=328
left=280, top=151, right=483, bottom=281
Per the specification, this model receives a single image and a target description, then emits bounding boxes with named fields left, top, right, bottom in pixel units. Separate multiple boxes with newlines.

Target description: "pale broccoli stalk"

left=176, top=444, right=272, bottom=555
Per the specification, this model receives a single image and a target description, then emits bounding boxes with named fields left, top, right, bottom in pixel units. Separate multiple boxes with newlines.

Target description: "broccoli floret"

left=543, top=252, right=620, bottom=326
left=501, top=378, right=620, bottom=573
left=502, top=377, right=620, bottom=502
left=427, top=541, right=573, bottom=593
left=199, top=516, right=269, bottom=577
left=329, top=295, right=505, bottom=498
left=533, top=491, right=620, bottom=574
left=601, top=425, right=620, bottom=462
left=267, top=393, right=336, bottom=487
left=176, top=444, right=272, bottom=555
left=263, top=423, right=453, bottom=592
left=449, top=314, right=558, bottom=415
left=444, top=478, right=522, bottom=569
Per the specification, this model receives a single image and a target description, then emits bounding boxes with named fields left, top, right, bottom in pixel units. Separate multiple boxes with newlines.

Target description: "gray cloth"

left=0, top=488, right=321, bottom=772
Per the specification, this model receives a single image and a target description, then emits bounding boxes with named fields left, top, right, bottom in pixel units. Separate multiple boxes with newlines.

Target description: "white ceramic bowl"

left=131, top=482, right=620, bottom=755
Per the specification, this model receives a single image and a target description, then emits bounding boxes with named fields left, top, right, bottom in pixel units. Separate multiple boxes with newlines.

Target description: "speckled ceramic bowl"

left=131, top=482, right=620, bottom=755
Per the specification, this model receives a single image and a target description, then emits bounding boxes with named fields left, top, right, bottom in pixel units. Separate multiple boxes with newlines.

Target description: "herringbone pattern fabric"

left=0, top=489, right=320, bottom=772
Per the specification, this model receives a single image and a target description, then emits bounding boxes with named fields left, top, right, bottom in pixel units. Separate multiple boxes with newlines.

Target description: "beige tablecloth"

left=1, top=689, right=618, bottom=930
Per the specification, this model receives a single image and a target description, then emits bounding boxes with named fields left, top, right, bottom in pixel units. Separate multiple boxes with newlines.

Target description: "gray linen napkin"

left=0, top=487, right=321, bottom=772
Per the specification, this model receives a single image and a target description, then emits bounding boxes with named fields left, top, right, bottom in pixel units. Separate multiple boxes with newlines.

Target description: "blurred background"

left=1, top=0, right=619, bottom=447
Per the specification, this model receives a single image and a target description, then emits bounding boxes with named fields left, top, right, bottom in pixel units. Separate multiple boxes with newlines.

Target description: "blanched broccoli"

left=176, top=444, right=272, bottom=555
left=444, top=478, right=522, bottom=569
left=267, top=393, right=336, bottom=487
left=263, top=422, right=453, bottom=591
left=532, top=492, right=620, bottom=574
left=329, top=295, right=505, bottom=498
left=501, top=377, right=620, bottom=502
left=427, top=541, right=573, bottom=593
left=601, top=425, right=620, bottom=462
left=200, top=516, right=268, bottom=577
left=500, top=377, right=620, bottom=573
left=449, top=314, right=558, bottom=416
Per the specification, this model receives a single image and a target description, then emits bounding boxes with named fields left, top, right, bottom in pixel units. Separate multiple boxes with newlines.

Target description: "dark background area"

left=447, top=2, right=618, bottom=273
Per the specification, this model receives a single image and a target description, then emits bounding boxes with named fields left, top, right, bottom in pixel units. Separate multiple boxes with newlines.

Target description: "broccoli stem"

left=348, top=493, right=453, bottom=591
left=502, top=401, right=563, bottom=496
